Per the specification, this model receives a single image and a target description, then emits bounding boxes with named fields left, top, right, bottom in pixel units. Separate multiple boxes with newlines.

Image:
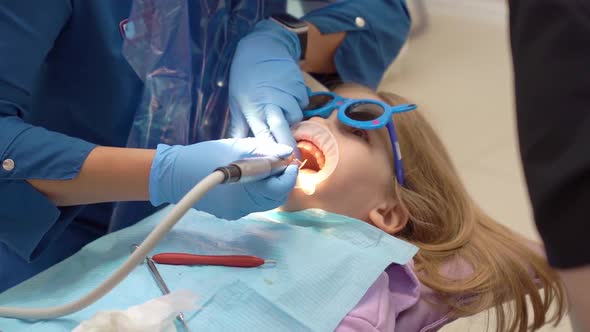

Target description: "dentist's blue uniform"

left=0, top=0, right=410, bottom=291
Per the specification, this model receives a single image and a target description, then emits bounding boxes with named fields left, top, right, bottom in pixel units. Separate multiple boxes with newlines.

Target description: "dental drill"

left=216, top=154, right=295, bottom=184
left=0, top=155, right=294, bottom=320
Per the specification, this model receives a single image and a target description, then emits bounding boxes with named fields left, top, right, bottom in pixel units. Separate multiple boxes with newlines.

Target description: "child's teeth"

left=314, top=151, right=325, bottom=168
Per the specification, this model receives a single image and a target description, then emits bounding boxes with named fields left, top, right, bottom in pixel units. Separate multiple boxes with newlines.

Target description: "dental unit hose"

left=0, top=156, right=294, bottom=320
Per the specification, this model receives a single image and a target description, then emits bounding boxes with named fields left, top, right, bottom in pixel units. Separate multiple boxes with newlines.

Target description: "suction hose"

left=0, top=156, right=293, bottom=319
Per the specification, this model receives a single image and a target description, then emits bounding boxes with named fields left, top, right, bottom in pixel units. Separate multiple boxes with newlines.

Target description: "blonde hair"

left=373, top=89, right=566, bottom=331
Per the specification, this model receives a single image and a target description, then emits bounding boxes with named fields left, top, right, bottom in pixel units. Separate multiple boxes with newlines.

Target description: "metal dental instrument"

left=132, top=245, right=191, bottom=332
left=297, top=159, right=308, bottom=170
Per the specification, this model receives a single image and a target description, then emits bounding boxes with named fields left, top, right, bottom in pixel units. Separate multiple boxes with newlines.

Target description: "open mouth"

left=297, top=140, right=325, bottom=173
left=291, top=121, right=339, bottom=195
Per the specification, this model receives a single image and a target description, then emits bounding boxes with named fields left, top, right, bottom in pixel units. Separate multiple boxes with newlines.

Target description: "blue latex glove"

left=149, top=138, right=299, bottom=220
left=229, top=19, right=309, bottom=150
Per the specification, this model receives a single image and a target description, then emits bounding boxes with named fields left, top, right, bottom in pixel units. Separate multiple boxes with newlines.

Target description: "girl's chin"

left=280, top=190, right=316, bottom=212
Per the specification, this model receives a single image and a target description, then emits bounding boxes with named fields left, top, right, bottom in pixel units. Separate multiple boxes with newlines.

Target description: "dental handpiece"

left=215, top=154, right=296, bottom=184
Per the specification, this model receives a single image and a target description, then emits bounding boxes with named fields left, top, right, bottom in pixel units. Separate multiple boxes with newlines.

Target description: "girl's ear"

left=368, top=201, right=408, bottom=234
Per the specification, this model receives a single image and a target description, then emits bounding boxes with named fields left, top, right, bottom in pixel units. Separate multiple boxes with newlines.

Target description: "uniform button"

left=123, top=21, right=136, bottom=39
left=216, top=80, right=225, bottom=87
left=2, top=159, right=15, bottom=171
left=355, top=17, right=366, bottom=28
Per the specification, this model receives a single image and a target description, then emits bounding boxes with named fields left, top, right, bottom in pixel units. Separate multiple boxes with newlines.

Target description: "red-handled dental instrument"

left=152, top=253, right=271, bottom=268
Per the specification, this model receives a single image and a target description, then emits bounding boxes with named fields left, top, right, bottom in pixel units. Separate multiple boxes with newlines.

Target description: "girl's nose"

left=307, top=108, right=339, bottom=125
left=328, top=108, right=340, bottom=121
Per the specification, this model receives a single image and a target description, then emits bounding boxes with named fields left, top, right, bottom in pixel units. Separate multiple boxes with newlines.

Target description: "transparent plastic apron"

left=109, top=0, right=331, bottom=231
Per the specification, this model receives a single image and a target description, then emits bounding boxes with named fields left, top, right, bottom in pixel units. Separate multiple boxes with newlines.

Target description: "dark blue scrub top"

left=0, top=0, right=410, bottom=291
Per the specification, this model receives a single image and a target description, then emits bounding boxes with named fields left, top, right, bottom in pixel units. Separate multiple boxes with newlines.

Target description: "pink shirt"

left=336, top=241, right=543, bottom=331
left=334, top=262, right=456, bottom=332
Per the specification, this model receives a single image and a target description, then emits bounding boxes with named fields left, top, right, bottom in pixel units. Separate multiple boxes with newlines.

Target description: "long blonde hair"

left=375, top=90, right=566, bottom=331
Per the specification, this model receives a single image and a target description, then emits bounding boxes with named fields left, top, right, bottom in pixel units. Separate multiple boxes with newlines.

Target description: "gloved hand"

left=149, top=138, right=299, bottom=220
left=229, top=19, right=309, bottom=150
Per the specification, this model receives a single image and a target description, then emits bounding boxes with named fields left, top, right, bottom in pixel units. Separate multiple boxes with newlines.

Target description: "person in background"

left=509, top=1, right=590, bottom=330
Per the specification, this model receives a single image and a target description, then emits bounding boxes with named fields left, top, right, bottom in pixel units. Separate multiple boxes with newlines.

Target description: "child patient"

left=0, top=84, right=565, bottom=332
left=282, top=83, right=566, bottom=332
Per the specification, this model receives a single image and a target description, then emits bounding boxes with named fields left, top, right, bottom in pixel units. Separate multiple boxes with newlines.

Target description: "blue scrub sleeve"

left=0, top=0, right=97, bottom=261
left=303, top=0, right=411, bottom=89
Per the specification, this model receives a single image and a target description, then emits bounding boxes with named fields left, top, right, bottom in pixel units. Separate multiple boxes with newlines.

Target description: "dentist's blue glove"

left=229, top=19, right=308, bottom=150
left=149, top=138, right=299, bottom=220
